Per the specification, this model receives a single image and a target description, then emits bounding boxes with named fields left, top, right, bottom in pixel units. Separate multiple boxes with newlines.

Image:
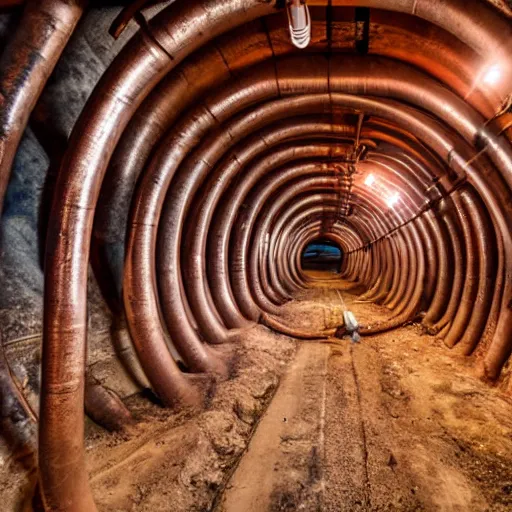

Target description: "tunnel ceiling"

left=1, top=0, right=512, bottom=510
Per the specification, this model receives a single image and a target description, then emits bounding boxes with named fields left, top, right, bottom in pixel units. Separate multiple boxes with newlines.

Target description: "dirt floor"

left=2, top=271, right=512, bottom=511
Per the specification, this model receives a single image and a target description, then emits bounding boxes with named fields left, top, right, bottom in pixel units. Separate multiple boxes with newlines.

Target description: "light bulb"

left=483, top=65, right=501, bottom=86
left=387, top=192, right=400, bottom=208
left=364, top=174, right=375, bottom=186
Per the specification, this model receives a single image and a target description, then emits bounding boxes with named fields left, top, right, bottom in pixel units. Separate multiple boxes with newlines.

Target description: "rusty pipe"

left=0, top=0, right=86, bottom=215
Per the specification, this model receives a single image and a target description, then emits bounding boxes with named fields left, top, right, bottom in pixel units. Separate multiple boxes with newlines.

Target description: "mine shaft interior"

left=1, top=0, right=512, bottom=510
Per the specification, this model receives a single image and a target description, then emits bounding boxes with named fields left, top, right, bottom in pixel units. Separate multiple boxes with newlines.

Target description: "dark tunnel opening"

left=301, top=237, right=343, bottom=272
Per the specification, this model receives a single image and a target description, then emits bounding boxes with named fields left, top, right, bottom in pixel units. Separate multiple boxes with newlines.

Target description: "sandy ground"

left=2, top=272, right=512, bottom=511
left=273, top=273, right=512, bottom=511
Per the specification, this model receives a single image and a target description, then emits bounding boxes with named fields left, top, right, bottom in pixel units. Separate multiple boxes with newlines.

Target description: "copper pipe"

left=387, top=225, right=417, bottom=316
left=369, top=155, right=438, bottom=307
left=236, top=170, right=340, bottom=311
left=384, top=232, right=411, bottom=309
left=286, top=218, right=365, bottom=288
left=261, top=313, right=333, bottom=340
left=39, top=9, right=512, bottom=509
left=187, top=124, right=355, bottom=328
left=84, top=376, right=134, bottom=432
left=262, top=193, right=364, bottom=298
left=372, top=237, right=396, bottom=303
left=260, top=144, right=388, bottom=296
left=230, top=169, right=337, bottom=318
left=361, top=219, right=426, bottom=335
left=382, top=233, right=406, bottom=306
left=272, top=204, right=363, bottom=291
left=0, top=0, right=85, bottom=459
left=110, top=316, right=151, bottom=390
left=271, top=199, right=377, bottom=291
left=416, top=216, right=437, bottom=310
left=344, top=178, right=444, bottom=313
left=364, top=239, right=394, bottom=301
left=422, top=204, right=452, bottom=327
left=429, top=201, right=465, bottom=334
left=252, top=193, right=362, bottom=306
left=361, top=238, right=392, bottom=302
left=276, top=211, right=327, bottom=292
left=454, top=188, right=496, bottom=355
left=240, top=178, right=342, bottom=309
left=366, top=242, right=383, bottom=293
left=177, top=123, right=355, bottom=333
left=0, top=0, right=86, bottom=215
left=131, top=89, right=428, bottom=356
left=41, top=2, right=279, bottom=510
left=0, top=0, right=87, bottom=506
left=91, top=42, right=241, bottom=321
left=355, top=183, right=458, bottom=322
left=475, top=219, right=505, bottom=356
left=443, top=191, right=479, bottom=348
left=294, top=225, right=355, bottom=281
left=309, top=0, right=512, bottom=73
left=208, top=144, right=342, bottom=316
left=109, top=0, right=165, bottom=39
left=126, top=93, right=325, bottom=376
left=109, top=54, right=492, bottom=342
left=95, top=49, right=486, bottom=320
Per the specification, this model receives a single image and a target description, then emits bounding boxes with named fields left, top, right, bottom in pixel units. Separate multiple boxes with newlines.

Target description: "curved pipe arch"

left=31, top=2, right=512, bottom=510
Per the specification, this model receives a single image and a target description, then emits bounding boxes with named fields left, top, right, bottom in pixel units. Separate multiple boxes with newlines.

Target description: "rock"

left=234, top=395, right=260, bottom=425
left=251, top=373, right=278, bottom=400
left=388, top=453, right=398, bottom=468
left=200, top=410, right=246, bottom=457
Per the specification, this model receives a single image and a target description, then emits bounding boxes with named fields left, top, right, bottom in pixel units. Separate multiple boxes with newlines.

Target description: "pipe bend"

left=25, top=4, right=512, bottom=510
left=40, top=1, right=279, bottom=509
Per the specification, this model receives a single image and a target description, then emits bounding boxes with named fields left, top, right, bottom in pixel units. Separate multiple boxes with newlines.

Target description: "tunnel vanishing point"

left=1, top=0, right=512, bottom=510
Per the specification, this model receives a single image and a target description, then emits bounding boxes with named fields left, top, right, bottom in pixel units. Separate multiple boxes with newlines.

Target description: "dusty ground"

left=2, top=271, right=512, bottom=511
left=272, top=273, right=512, bottom=511
left=84, top=325, right=296, bottom=512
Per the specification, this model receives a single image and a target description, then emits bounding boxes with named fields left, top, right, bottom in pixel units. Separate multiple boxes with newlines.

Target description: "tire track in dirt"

left=216, top=343, right=330, bottom=512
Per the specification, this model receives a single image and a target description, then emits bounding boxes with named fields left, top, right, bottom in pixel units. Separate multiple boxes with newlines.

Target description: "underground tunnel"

left=302, top=238, right=343, bottom=272
left=1, top=0, right=512, bottom=510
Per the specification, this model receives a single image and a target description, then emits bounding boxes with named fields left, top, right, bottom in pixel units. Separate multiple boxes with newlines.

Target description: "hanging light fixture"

left=286, top=0, right=311, bottom=49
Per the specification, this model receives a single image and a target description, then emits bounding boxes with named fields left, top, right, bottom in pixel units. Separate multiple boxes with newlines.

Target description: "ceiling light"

left=287, top=0, right=311, bottom=49
left=387, top=192, right=400, bottom=208
left=364, top=174, right=375, bottom=186
left=483, top=64, right=501, bottom=86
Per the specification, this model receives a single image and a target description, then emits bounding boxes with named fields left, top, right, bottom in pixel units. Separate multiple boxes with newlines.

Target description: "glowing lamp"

left=364, top=174, right=375, bottom=186
left=387, top=192, right=400, bottom=208
left=483, top=64, right=501, bottom=86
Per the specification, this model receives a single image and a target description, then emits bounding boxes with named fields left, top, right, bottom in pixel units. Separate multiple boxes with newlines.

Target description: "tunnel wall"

left=0, top=1, right=511, bottom=510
